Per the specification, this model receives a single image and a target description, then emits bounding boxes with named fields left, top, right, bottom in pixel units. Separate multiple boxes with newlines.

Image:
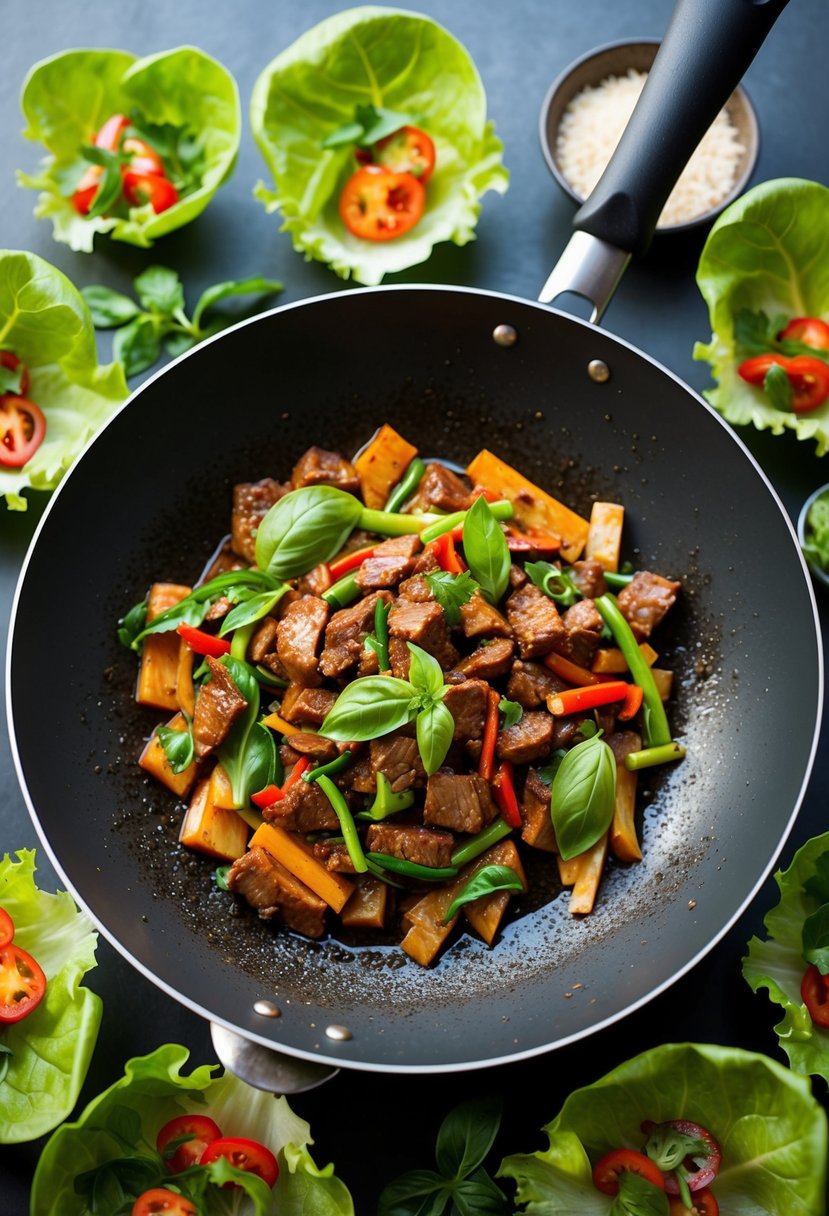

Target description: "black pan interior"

left=8, top=286, right=821, bottom=1071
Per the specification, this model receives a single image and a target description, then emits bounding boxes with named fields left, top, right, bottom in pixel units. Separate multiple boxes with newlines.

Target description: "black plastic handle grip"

left=574, top=0, right=791, bottom=257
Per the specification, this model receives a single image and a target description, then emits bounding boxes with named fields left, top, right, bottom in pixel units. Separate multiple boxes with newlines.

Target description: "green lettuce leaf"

left=0, top=249, right=128, bottom=510
left=30, top=1042, right=354, bottom=1216
left=19, top=46, right=240, bottom=250
left=0, top=850, right=102, bottom=1144
left=743, top=830, right=829, bottom=1082
left=499, top=1042, right=827, bottom=1215
left=250, top=5, right=509, bottom=285
left=694, top=178, right=829, bottom=453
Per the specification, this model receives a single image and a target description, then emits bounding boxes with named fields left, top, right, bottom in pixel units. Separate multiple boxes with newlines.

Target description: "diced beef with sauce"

left=231, top=479, right=289, bottom=563
left=506, top=582, right=567, bottom=658
left=506, top=659, right=568, bottom=708
left=554, top=598, right=605, bottom=669
left=284, top=731, right=340, bottom=762
left=454, top=637, right=515, bottom=680
left=369, top=733, right=424, bottom=791
left=355, top=534, right=421, bottom=591
left=247, top=617, right=279, bottom=663
left=313, top=839, right=358, bottom=874
left=297, top=563, right=333, bottom=597
left=366, top=823, right=455, bottom=869
left=280, top=684, right=337, bottom=727
left=277, top=595, right=329, bottom=686
left=617, top=571, right=681, bottom=639
left=407, top=462, right=473, bottom=513
left=228, top=846, right=327, bottom=938
left=423, top=772, right=498, bottom=834
left=191, top=655, right=248, bottom=759
left=459, top=592, right=513, bottom=639
left=388, top=599, right=459, bottom=668
left=570, top=559, right=608, bottom=600
left=496, top=710, right=554, bottom=765
left=520, top=767, right=557, bottom=852
left=262, top=779, right=340, bottom=832
left=291, top=446, right=361, bottom=495
left=397, top=572, right=436, bottom=603
left=319, top=591, right=393, bottom=679
left=442, top=679, right=488, bottom=741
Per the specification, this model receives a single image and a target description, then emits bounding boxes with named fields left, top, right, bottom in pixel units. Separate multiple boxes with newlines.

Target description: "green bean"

left=450, top=818, right=512, bottom=868
left=384, top=456, right=426, bottom=513
left=595, top=593, right=672, bottom=748
left=316, top=775, right=367, bottom=873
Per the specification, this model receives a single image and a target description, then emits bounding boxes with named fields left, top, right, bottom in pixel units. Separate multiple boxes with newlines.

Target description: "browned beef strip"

left=291, top=446, right=361, bottom=494
left=248, top=617, right=279, bottom=663
left=553, top=598, right=604, bottom=668
left=370, top=733, right=424, bottom=791
left=521, top=767, right=557, bottom=852
left=454, top=637, right=515, bottom=680
left=552, top=713, right=592, bottom=749
left=423, top=772, right=498, bottom=834
left=285, top=731, right=339, bottom=762
left=409, top=550, right=441, bottom=577
left=496, top=710, right=554, bottom=765
left=262, top=778, right=340, bottom=831
left=443, top=679, right=488, bottom=741
left=319, top=591, right=392, bottom=679
left=260, top=651, right=290, bottom=682
left=408, top=462, right=473, bottom=513
left=388, top=599, right=459, bottom=668
left=231, top=479, right=289, bottom=563
left=459, top=592, right=513, bottom=639
left=570, top=559, right=609, bottom=600
left=277, top=595, right=329, bottom=686
left=508, top=562, right=529, bottom=590
left=192, top=656, right=248, bottom=759
left=280, top=684, right=337, bottom=727
left=389, top=637, right=411, bottom=680
left=506, top=583, right=567, bottom=658
left=355, top=534, right=421, bottom=591
left=617, top=571, right=681, bottom=639
left=357, top=645, right=380, bottom=677
left=297, top=563, right=333, bottom=596
left=228, top=846, right=327, bottom=938
left=397, top=572, right=436, bottom=602
left=506, top=659, right=568, bottom=708
left=366, top=823, right=455, bottom=869
left=312, top=840, right=358, bottom=874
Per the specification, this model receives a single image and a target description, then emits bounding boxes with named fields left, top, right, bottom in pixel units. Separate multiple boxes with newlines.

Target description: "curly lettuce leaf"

left=0, top=250, right=128, bottom=510
left=31, top=1042, right=354, bottom=1216
left=694, top=178, right=829, bottom=452
left=0, top=850, right=101, bottom=1144
left=19, top=46, right=240, bottom=251
left=250, top=5, right=509, bottom=285
left=743, top=830, right=829, bottom=1082
left=499, top=1042, right=827, bottom=1216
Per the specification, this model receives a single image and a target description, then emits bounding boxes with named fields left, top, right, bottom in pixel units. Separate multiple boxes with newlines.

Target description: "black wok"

left=7, top=0, right=820, bottom=1075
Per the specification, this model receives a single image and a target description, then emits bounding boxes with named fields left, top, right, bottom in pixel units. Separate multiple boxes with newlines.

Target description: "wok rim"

left=5, top=283, right=824, bottom=1074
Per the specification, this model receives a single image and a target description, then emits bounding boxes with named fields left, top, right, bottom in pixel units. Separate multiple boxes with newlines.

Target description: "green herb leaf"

left=462, top=495, right=510, bottom=604
left=130, top=570, right=280, bottom=648
left=376, top=1168, right=449, bottom=1216
left=164, top=331, right=197, bottom=358
left=156, top=714, right=195, bottom=774
left=407, top=642, right=446, bottom=702
left=452, top=1169, right=511, bottom=1215
left=322, top=102, right=416, bottom=150
left=219, top=585, right=289, bottom=636
left=191, top=276, right=284, bottom=331
left=216, top=658, right=277, bottom=808
left=134, top=265, right=185, bottom=315
left=425, top=570, right=480, bottom=626
left=80, top=285, right=141, bottom=328
left=215, top=864, right=232, bottom=891
left=321, top=675, right=418, bottom=742
left=117, top=599, right=148, bottom=649
left=443, top=865, right=523, bottom=923
left=551, top=734, right=616, bottom=860
left=536, top=749, right=566, bottom=786
left=763, top=361, right=794, bottom=412
left=611, top=1170, right=670, bottom=1216
left=525, top=560, right=579, bottom=606
left=0, top=363, right=25, bottom=394
left=255, top=485, right=363, bottom=579
left=416, top=700, right=455, bottom=776
left=803, top=853, right=829, bottom=905
left=498, top=698, right=523, bottom=729
left=803, top=903, right=829, bottom=973
left=113, top=314, right=163, bottom=378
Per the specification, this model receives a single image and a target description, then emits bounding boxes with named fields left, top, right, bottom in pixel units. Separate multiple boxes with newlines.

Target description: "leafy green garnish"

left=255, top=485, right=364, bottom=580
left=550, top=733, right=616, bottom=860
left=443, top=865, right=523, bottom=923
left=322, top=102, right=418, bottom=150
left=612, top=1171, right=669, bottom=1216
left=525, top=560, right=580, bottom=606
left=801, top=491, right=829, bottom=574
left=463, top=495, right=511, bottom=604
left=156, top=713, right=195, bottom=775
left=498, top=698, right=523, bottom=729
left=217, top=657, right=279, bottom=809
left=425, top=569, right=480, bottom=626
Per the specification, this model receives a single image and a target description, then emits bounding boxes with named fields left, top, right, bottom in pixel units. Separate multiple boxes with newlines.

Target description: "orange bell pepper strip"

left=547, top=680, right=629, bottom=716
left=328, top=543, right=379, bottom=579
left=618, top=683, right=644, bottom=721
left=543, top=650, right=606, bottom=687
left=479, top=688, right=501, bottom=781
left=425, top=531, right=466, bottom=573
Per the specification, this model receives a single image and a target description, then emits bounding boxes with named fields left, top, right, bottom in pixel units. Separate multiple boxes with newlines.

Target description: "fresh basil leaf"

left=462, top=495, right=510, bottom=604
left=215, top=864, right=232, bottom=891
left=357, top=103, right=417, bottom=145
left=425, top=570, right=480, bottom=626
left=321, top=675, right=418, bottom=742
left=113, top=315, right=163, bottom=378
left=0, top=363, right=25, bottom=394
left=435, top=1095, right=503, bottom=1180
left=416, top=700, right=455, bottom=776
left=85, top=155, right=124, bottom=220
left=537, top=749, right=566, bottom=786
left=134, top=265, right=185, bottom=315
left=219, top=585, right=289, bottom=636
left=452, top=1168, right=511, bottom=1216
left=156, top=714, right=194, bottom=774
left=216, top=658, right=277, bottom=808
left=117, top=599, right=148, bottom=649
left=443, top=865, right=523, bottom=923
left=191, top=276, right=284, bottom=331
left=321, top=119, right=366, bottom=149
left=254, top=485, right=363, bottom=579
left=203, top=1155, right=274, bottom=1215
left=803, top=854, right=829, bottom=905
left=377, top=1168, right=450, bottom=1216
left=80, top=285, right=141, bottom=328
left=498, top=698, right=523, bottom=729
left=407, top=642, right=446, bottom=701
left=525, top=560, right=579, bottom=606
left=803, top=902, right=829, bottom=973
left=130, top=570, right=280, bottom=648
left=164, top=331, right=196, bottom=358
left=733, top=308, right=779, bottom=355
left=763, top=361, right=794, bottom=412
left=611, top=1170, right=670, bottom=1216
left=551, top=734, right=616, bottom=860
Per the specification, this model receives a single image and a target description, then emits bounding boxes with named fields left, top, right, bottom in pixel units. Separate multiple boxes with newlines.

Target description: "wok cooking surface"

left=8, top=285, right=821, bottom=1070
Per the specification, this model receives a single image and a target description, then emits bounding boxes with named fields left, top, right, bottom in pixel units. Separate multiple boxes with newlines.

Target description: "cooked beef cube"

left=228, top=846, right=327, bottom=938
left=496, top=710, right=554, bottom=765
left=570, top=559, right=608, bottom=600
left=203, top=595, right=234, bottom=623
left=459, top=592, right=513, bottom=639
left=552, top=598, right=604, bottom=668
left=297, top=563, right=333, bottom=596
left=319, top=591, right=392, bottom=679
left=313, top=839, right=358, bottom=874
left=521, top=767, right=557, bottom=852
left=260, top=651, right=290, bottom=682
left=366, top=823, right=455, bottom=869
left=370, top=733, right=424, bottom=791
left=285, top=731, right=339, bottom=762
left=398, top=572, right=436, bottom=602
left=248, top=617, right=279, bottom=663
left=409, top=549, right=441, bottom=577
left=389, top=637, right=411, bottom=680
left=263, top=779, right=340, bottom=831
left=291, top=446, right=360, bottom=495
left=408, top=462, right=472, bottom=513
left=552, top=713, right=592, bottom=749
left=454, top=637, right=515, bottom=680
left=280, top=684, right=337, bottom=727
left=388, top=599, right=458, bottom=668
left=443, top=679, right=488, bottom=741
left=423, top=772, right=498, bottom=834
left=345, top=752, right=376, bottom=794
left=617, top=571, right=681, bottom=639
left=508, top=562, right=529, bottom=590
left=357, top=645, right=380, bottom=677
left=355, top=534, right=421, bottom=591
left=231, top=479, right=289, bottom=563
left=199, top=537, right=247, bottom=583
left=277, top=595, right=329, bottom=686
left=506, top=583, right=567, bottom=658
left=506, top=659, right=568, bottom=708
left=192, top=655, right=248, bottom=759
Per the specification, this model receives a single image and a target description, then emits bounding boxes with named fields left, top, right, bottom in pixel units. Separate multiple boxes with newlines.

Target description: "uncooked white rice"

left=555, top=69, right=745, bottom=227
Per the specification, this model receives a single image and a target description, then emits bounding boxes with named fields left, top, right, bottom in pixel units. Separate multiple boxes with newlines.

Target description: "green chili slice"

left=384, top=456, right=426, bottom=513
left=316, top=774, right=367, bottom=873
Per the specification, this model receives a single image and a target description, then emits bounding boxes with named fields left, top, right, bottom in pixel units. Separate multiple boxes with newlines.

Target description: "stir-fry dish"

left=120, top=425, right=685, bottom=966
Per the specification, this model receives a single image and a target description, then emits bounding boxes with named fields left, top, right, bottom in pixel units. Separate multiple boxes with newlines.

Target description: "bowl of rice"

left=539, top=39, right=759, bottom=232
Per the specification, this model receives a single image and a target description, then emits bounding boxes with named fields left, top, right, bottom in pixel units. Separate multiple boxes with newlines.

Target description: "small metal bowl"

left=798, top=482, right=829, bottom=590
left=539, top=38, right=760, bottom=234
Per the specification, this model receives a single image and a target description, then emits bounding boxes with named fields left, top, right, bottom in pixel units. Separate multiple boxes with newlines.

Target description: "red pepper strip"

left=492, top=761, right=522, bottom=829
left=543, top=650, right=606, bottom=686
left=328, top=543, right=378, bottom=579
left=250, top=756, right=312, bottom=808
left=176, top=623, right=232, bottom=657
left=548, top=680, right=630, bottom=716
left=618, top=683, right=644, bottom=721
left=469, top=485, right=502, bottom=503
left=506, top=525, right=562, bottom=554
left=479, top=688, right=501, bottom=781
left=426, top=531, right=466, bottom=573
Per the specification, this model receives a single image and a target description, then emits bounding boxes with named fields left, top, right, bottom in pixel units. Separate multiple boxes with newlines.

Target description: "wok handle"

left=539, top=0, right=790, bottom=319
left=209, top=1022, right=339, bottom=1094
